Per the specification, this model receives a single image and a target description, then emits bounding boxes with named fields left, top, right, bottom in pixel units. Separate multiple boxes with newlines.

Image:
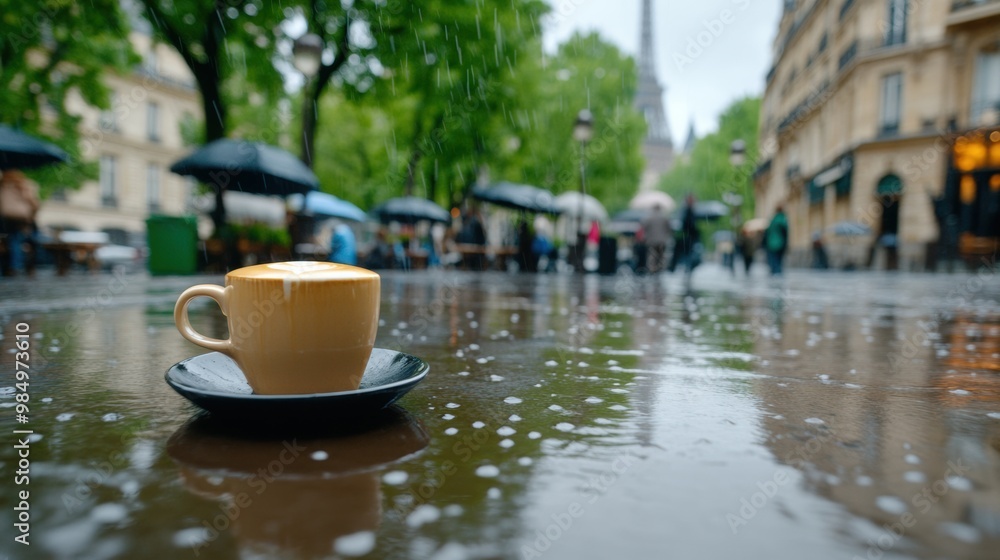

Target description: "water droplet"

left=554, top=422, right=574, bottom=432
left=334, top=531, right=377, bottom=556
left=383, top=471, right=408, bottom=485
left=476, top=465, right=500, bottom=477
left=504, top=397, right=522, bottom=404
left=497, top=426, right=516, bottom=436
left=311, top=451, right=329, bottom=461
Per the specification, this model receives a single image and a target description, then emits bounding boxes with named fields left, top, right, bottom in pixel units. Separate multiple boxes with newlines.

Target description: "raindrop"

left=545, top=360, right=558, bottom=367
left=335, top=531, right=377, bottom=556
left=937, top=522, right=980, bottom=544
left=487, top=487, right=502, bottom=499
left=445, top=428, right=458, bottom=436
left=57, top=413, right=74, bottom=422
left=102, top=413, right=121, bottom=422
left=554, top=422, right=574, bottom=432
left=528, top=431, right=541, bottom=439
left=499, top=439, right=515, bottom=448
left=585, top=397, right=603, bottom=404
left=509, top=414, right=522, bottom=422
left=903, top=471, right=926, bottom=484
left=490, top=375, right=504, bottom=382
left=446, top=403, right=461, bottom=409
left=946, top=476, right=973, bottom=491
left=472, top=421, right=485, bottom=429
left=476, top=465, right=500, bottom=478
left=311, top=451, right=329, bottom=461
left=383, top=471, right=408, bottom=485
left=548, top=404, right=564, bottom=411
left=804, top=417, right=825, bottom=425
left=497, top=426, right=516, bottom=436
left=504, top=397, right=522, bottom=404
left=442, top=414, right=455, bottom=420
left=875, top=496, right=907, bottom=515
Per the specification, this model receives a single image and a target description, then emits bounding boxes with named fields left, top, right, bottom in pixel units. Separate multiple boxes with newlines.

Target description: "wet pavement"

left=1, top=264, right=999, bottom=559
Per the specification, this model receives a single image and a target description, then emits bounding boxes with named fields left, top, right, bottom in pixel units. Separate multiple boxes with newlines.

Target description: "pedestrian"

left=641, top=202, right=671, bottom=273
left=765, top=205, right=789, bottom=275
left=329, top=222, right=357, bottom=266
left=811, top=232, right=829, bottom=269
left=363, top=228, right=395, bottom=269
left=669, top=194, right=701, bottom=277
left=0, top=169, right=41, bottom=276
left=456, top=207, right=487, bottom=270
left=737, top=226, right=758, bottom=275
left=515, top=218, right=539, bottom=273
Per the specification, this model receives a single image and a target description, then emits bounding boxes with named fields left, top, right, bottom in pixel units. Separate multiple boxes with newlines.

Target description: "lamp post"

left=572, top=109, right=594, bottom=273
left=727, top=139, right=747, bottom=228
left=292, top=33, right=323, bottom=168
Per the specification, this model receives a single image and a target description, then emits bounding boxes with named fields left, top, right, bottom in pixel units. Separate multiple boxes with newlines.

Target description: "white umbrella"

left=554, top=192, right=608, bottom=221
left=629, top=191, right=676, bottom=213
left=554, top=192, right=607, bottom=240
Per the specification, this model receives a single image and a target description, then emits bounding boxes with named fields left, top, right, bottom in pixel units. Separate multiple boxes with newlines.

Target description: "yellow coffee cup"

left=174, top=261, right=380, bottom=395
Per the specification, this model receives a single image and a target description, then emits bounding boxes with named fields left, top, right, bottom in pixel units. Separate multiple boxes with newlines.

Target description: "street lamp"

left=572, top=109, right=594, bottom=273
left=293, top=33, right=323, bottom=168
left=729, top=139, right=747, bottom=167
left=292, top=33, right=323, bottom=77
left=727, top=139, right=747, bottom=231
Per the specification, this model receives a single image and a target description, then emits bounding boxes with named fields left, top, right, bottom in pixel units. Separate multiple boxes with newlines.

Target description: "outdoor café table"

left=41, top=231, right=108, bottom=275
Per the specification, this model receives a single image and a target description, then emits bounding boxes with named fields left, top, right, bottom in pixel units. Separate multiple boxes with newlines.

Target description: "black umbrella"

left=170, top=139, right=318, bottom=196
left=372, top=196, right=451, bottom=224
left=472, top=182, right=561, bottom=214
left=0, top=124, right=70, bottom=170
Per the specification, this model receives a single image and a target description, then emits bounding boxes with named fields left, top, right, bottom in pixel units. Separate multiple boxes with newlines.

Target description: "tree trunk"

left=404, top=149, right=422, bottom=197
left=197, top=70, right=227, bottom=233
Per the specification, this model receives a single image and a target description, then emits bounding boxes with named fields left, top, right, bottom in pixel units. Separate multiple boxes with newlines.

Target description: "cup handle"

left=174, top=285, right=232, bottom=355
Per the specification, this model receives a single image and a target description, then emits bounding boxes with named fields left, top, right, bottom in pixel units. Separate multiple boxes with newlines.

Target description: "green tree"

left=0, top=0, right=138, bottom=197
left=508, top=31, right=647, bottom=214
left=365, top=0, right=550, bottom=207
left=659, top=96, right=761, bottom=218
left=137, top=0, right=286, bottom=231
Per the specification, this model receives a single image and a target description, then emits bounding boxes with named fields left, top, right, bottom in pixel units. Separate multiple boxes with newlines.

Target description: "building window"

left=971, top=46, right=1000, bottom=126
left=100, top=155, right=117, bottom=207
left=144, top=47, right=158, bottom=74
left=99, top=92, right=120, bottom=133
left=880, top=72, right=903, bottom=136
left=884, top=0, right=907, bottom=47
left=147, top=102, right=160, bottom=142
left=147, top=164, right=161, bottom=213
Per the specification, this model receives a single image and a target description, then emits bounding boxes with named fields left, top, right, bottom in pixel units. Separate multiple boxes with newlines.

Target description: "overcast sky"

left=542, top=0, right=781, bottom=145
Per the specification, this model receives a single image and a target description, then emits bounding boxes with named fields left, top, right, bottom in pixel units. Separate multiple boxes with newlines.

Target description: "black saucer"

left=165, top=348, right=428, bottom=419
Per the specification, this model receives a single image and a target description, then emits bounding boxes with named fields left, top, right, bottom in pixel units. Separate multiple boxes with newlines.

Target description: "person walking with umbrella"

left=641, top=202, right=671, bottom=273
left=0, top=170, right=41, bottom=276
left=765, top=205, right=789, bottom=276
left=668, top=194, right=701, bottom=277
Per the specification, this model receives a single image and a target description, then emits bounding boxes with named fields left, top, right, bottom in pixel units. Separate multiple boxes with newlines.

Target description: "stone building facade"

left=37, top=31, right=201, bottom=241
left=754, top=0, right=1000, bottom=270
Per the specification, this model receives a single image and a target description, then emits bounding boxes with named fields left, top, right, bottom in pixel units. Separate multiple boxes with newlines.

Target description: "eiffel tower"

left=635, top=0, right=674, bottom=192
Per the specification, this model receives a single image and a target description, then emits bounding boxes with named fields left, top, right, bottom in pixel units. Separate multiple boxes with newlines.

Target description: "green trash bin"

left=146, top=215, right=199, bottom=275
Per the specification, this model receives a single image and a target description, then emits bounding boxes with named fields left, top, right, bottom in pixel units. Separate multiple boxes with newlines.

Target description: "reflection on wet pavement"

left=0, top=267, right=998, bottom=559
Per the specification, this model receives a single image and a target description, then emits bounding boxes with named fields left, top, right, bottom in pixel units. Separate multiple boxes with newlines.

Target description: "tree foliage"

left=0, top=0, right=138, bottom=197
left=659, top=96, right=761, bottom=217
left=504, top=31, right=646, bottom=213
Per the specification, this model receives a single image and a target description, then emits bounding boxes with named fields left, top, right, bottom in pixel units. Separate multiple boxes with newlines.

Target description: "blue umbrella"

left=290, top=191, right=367, bottom=222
